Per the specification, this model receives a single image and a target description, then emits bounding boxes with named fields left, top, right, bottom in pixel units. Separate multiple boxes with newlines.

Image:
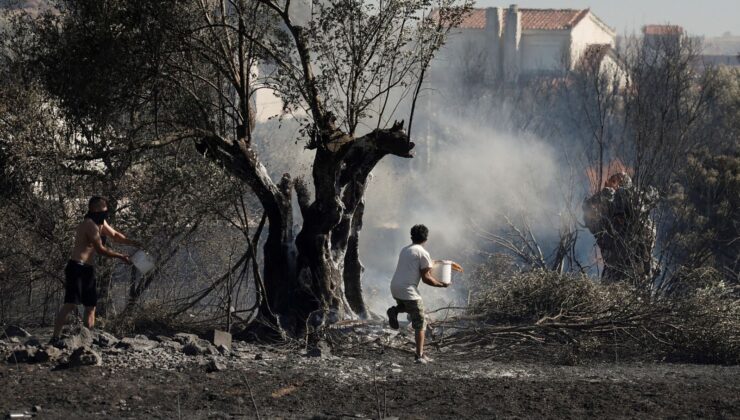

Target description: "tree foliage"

left=664, top=148, right=740, bottom=285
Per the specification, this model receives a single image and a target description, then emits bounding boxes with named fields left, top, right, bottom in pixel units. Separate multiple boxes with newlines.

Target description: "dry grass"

left=452, top=263, right=739, bottom=365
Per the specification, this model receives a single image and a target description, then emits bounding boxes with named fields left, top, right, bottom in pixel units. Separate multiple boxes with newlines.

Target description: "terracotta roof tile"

left=521, top=8, right=589, bottom=30
left=643, top=25, right=684, bottom=35
left=455, top=9, right=486, bottom=29
left=457, top=8, right=590, bottom=31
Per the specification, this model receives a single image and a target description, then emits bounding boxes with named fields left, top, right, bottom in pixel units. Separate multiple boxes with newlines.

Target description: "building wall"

left=570, top=14, right=616, bottom=69
left=436, top=29, right=490, bottom=69
left=502, top=5, right=521, bottom=82
left=519, top=30, right=570, bottom=74
left=485, top=7, right=504, bottom=81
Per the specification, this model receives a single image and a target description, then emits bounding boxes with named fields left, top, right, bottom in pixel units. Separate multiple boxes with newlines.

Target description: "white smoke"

left=360, top=113, right=565, bottom=315
left=251, top=76, right=578, bottom=319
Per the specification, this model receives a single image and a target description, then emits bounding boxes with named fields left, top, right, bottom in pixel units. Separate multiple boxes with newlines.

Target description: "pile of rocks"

left=1, top=322, right=415, bottom=384
left=2, top=325, right=107, bottom=368
left=1, top=325, right=245, bottom=372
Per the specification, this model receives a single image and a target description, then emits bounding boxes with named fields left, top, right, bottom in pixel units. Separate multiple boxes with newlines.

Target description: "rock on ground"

left=6, top=346, right=37, bottom=363
left=68, top=346, right=102, bottom=367
left=3, top=325, right=32, bottom=338
left=116, top=337, right=158, bottom=352
left=23, top=337, right=43, bottom=347
left=210, top=330, right=232, bottom=350
left=34, top=346, right=62, bottom=363
left=306, top=340, right=332, bottom=358
left=159, top=340, right=184, bottom=351
left=205, top=358, right=227, bottom=373
left=182, top=339, right=218, bottom=356
left=57, top=326, right=93, bottom=350
left=173, top=333, right=199, bottom=345
left=92, top=330, right=119, bottom=348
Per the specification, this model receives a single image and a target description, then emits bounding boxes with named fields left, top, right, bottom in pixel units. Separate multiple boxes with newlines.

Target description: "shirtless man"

left=50, top=196, right=139, bottom=342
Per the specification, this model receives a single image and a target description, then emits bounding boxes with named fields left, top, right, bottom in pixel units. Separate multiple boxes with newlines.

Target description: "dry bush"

left=460, top=261, right=739, bottom=364
left=469, top=268, right=634, bottom=324
left=663, top=273, right=740, bottom=364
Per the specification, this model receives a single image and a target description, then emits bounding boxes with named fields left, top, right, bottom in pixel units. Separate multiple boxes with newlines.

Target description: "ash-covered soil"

left=2, top=323, right=739, bottom=419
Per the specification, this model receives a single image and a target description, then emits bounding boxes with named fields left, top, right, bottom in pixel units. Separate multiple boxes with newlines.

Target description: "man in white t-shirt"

left=387, top=224, right=448, bottom=364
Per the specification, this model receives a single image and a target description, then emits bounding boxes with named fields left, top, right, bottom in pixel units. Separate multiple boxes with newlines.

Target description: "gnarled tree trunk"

left=198, top=120, right=414, bottom=337
left=293, top=122, right=414, bottom=329
left=343, top=200, right=368, bottom=318
left=198, top=124, right=414, bottom=336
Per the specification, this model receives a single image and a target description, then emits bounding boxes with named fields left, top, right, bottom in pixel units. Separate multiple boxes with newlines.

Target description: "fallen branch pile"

left=432, top=269, right=739, bottom=364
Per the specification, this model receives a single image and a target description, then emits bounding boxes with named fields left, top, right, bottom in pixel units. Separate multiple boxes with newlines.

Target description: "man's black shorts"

left=64, top=260, right=97, bottom=307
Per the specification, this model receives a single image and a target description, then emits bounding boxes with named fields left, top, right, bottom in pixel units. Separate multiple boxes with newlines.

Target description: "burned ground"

left=2, top=323, right=739, bottom=419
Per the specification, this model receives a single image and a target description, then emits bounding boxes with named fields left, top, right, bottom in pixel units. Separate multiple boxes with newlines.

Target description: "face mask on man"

left=85, top=210, right=109, bottom=226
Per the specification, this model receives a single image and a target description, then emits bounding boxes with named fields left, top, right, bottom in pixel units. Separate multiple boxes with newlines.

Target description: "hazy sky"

left=475, top=0, right=740, bottom=37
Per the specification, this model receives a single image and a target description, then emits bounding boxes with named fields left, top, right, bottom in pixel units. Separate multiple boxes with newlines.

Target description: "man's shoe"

left=415, top=354, right=433, bottom=364
left=48, top=336, right=61, bottom=347
left=387, top=306, right=399, bottom=329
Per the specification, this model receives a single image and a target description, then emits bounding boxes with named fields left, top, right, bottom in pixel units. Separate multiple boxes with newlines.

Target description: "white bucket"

left=432, top=260, right=453, bottom=284
left=131, top=250, right=155, bottom=275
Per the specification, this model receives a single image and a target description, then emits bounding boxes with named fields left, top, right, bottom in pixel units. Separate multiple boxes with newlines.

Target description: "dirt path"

left=2, top=345, right=738, bottom=419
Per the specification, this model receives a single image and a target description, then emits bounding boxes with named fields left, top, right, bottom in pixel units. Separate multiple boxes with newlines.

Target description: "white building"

left=439, top=5, right=617, bottom=83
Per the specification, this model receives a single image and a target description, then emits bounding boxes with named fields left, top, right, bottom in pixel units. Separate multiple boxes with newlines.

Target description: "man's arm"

left=420, top=267, right=448, bottom=288
left=88, top=223, right=131, bottom=264
left=101, top=222, right=141, bottom=247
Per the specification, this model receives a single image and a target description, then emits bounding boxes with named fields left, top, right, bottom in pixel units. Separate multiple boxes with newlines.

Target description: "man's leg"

left=56, top=261, right=80, bottom=339
left=387, top=306, right=399, bottom=329
left=84, top=306, right=96, bottom=329
left=415, top=327, right=425, bottom=358
left=53, top=303, right=77, bottom=338
left=387, top=300, right=406, bottom=330
left=80, top=266, right=97, bottom=329
left=408, top=299, right=428, bottom=360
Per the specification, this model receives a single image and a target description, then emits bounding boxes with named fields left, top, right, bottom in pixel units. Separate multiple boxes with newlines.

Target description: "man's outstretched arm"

left=89, top=224, right=131, bottom=264
left=420, top=268, right=448, bottom=288
left=102, top=222, right=141, bottom=247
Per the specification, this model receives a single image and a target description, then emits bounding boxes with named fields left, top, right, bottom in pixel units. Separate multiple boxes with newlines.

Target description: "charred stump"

left=583, top=175, right=659, bottom=287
